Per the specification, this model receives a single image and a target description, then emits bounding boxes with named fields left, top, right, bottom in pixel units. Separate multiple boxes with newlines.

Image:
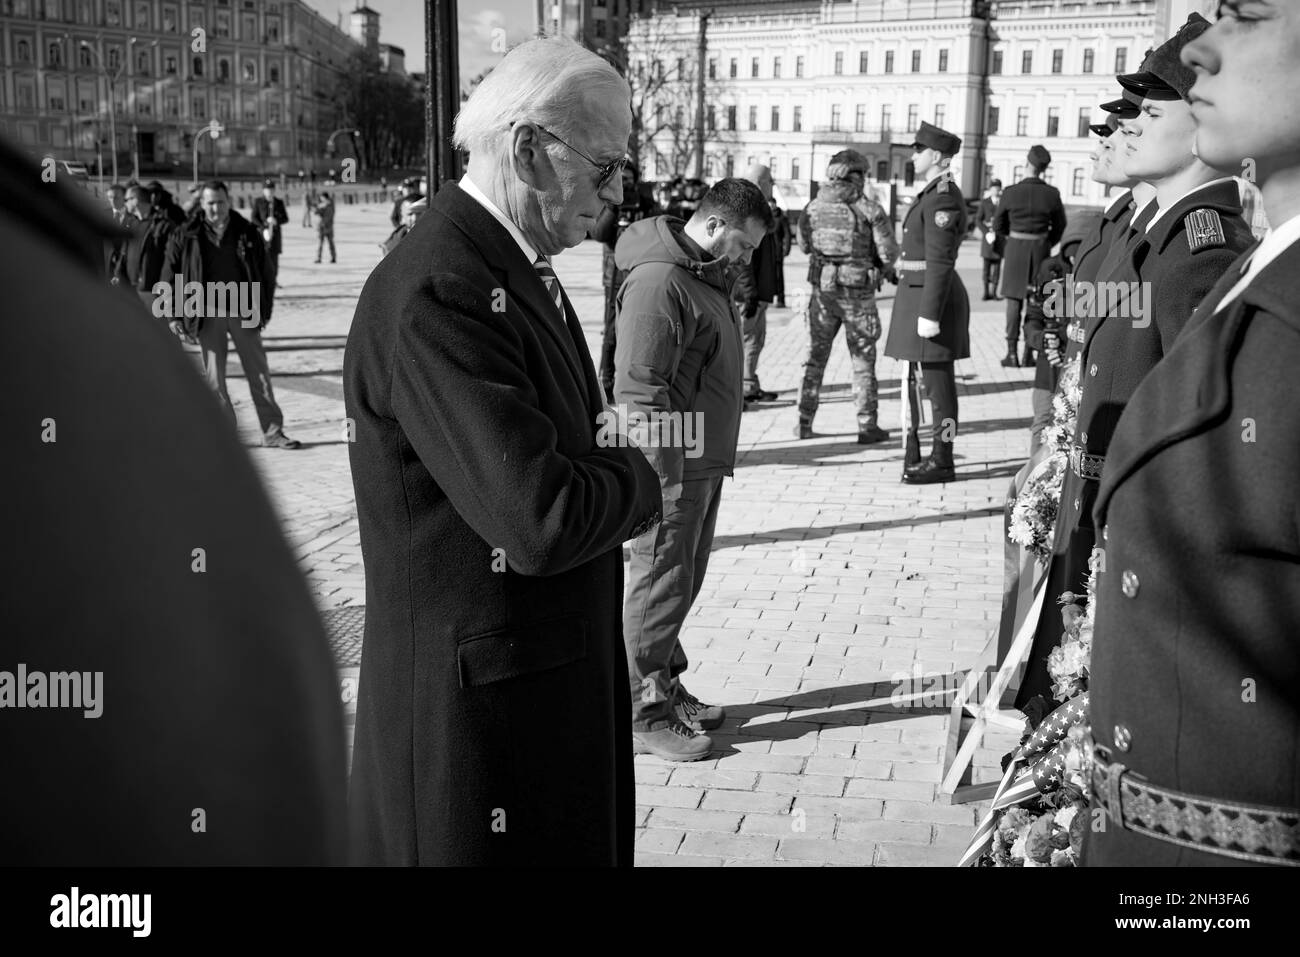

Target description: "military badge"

left=935, top=211, right=952, bottom=228
left=1185, top=209, right=1226, bottom=253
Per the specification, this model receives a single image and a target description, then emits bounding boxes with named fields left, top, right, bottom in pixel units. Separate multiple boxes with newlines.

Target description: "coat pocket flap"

left=456, top=619, right=589, bottom=688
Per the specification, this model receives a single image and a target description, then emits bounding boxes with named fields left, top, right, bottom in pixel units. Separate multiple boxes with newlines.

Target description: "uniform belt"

left=1009, top=230, right=1048, bottom=241
left=897, top=261, right=927, bottom=272
left=1069, top=446, right=1105, bottom=481
left=1091, top=747, right=1300, bottom=866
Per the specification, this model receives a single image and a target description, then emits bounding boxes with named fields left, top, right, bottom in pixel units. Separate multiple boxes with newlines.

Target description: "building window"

left=830, top=104, right=841, bottom=131
left=751, top=56, right=759, bottom=78
left=676, top=58, right=684, bottom=78
left=938, top=49, right=949, bottom=73
left=859, top=51, right=868, bottom=73
left=707, top=105, right=715, bottom=130
left=792, top=105, right=802, bottom=132
left=1083, top=48, right=1095, bottom=73
left=244, top=101, right=256, bottom=123
left=795, top=55, right=804, bottom=78
left=106, top=0, right=121, bottom=25
left=49, top=91, right=66, bottom=112
left=79, top=45, right=93, bottom=67
left=1022, top=50, right=1033, bottom=74
left=1072, top=168, right=1085, bottom=196
left=988, top=105, right=1000, bottom=134
left=991, top=50, right=1002, bottom=75
left=243, top=59, right=256, bottom=82
left=241, top=13, right=255, bottom=39
left=163, top=5, right=177, bottom=32
left=906, top=104, right=919, bottom=132
left=192, top=95, right=206, bottom=117
left=1115, top=47, right=1127, bottom=73
left=216, top=11, right=230, bottom=37
left=791, top=157, right=800, bottom=180
left=1078, top=108, right=1091, bottom=138
left=725, top=155, right=734, bottom=177
left=881, top=104, right=892, bottom=132
left=771, top=106, right=780, bottom=130
left=911, top=50, right=921, bottom=72
left=269, top=65, right=280, bottom=84
left=773, top=56, right=781, bottom=79
left=834, top=51, right=843, bottom=75
left=885, top=51, right=894, bottom=73
left=877, top=160, right=889, bottom=181
left=729, top=58, right=737, bottom=78
left=727, top=105, right=736, bottom=130
left=165, top=95, right=178, bottom=117
left=48, top=41, right=63, bottom=68
left=1014, top=165, right=1024, bottom=182
left=749, top=105, right=757, bottom=130
left=107, top=47, right=121, bottom=70
left=165, top=55, right=177, bottom=74
left=217, top=99, right=231, bottom=121
left=1047, top=107, right=1060, bottom=137
left=1052, top=49, right=1063, bottom=74
left=16, top=39, right=32, bottom=63
left=708, top=58, right=716, bottom=79
left=935, top=105, right=946, bottom=129
left=137, top=50, right=150, bottom=74
left=192, top=56, right=204, bottom=77
left=218, top=58, right=230, bottom=82
left=135, top=1, right=150, bottom=29
left=1017, top=107, right=1029, bottom=136
left=855, top=104, right=866, bottom=132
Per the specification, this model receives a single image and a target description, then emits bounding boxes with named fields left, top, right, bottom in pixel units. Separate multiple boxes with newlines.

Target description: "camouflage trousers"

left=797, top=285, right=882, bottom=429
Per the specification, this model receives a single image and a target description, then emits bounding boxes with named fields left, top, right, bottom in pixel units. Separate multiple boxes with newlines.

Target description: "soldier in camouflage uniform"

left=795, top=149, right=899, bottom=443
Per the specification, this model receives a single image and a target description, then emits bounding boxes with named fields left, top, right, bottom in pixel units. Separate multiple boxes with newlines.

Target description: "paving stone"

left=836, top=820, right=932, bottom=845
left=679, top=832, right=780, bottom=861
left=635, top=828, right=686, bottom=854
left=776, top=837, right=876, bottom=866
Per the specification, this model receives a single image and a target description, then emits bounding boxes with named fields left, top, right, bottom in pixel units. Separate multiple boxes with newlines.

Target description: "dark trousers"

left=904, top=361, right=957, bottom=468
left=624, top=474, right=724, bottom=731
left=982, top=259, right=1001, bottom=295
left=775, top=255, right=787, bottom=304
left=599, top=284, right=617, bottom=392
left=742, top=302, right=768, bottom=394
left=1005, top=297, right=1025, bottom=347
left=197, top=315, right=286, bottom=436
left=316, top=231, right=336, bottom=262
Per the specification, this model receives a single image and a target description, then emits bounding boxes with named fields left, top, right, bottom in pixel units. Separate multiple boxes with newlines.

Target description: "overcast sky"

left=304, top=0, right=538, bottom=85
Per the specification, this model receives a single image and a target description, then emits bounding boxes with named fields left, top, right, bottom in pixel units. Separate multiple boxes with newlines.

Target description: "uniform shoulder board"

left=1185, top=208, right=1226, bottom=253
left=937, top=175, right=951, bottom=193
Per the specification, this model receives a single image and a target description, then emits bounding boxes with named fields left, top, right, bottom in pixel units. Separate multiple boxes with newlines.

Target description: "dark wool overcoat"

left=883, top=174, right=970, bottom=362
left=994, top=176, right=1066, bottom=300
left=1015, top=179, right=1255, bottom=710
left=1085, top=237, right=1299, bottom=866
left=344, top=182, right=662, bottom=866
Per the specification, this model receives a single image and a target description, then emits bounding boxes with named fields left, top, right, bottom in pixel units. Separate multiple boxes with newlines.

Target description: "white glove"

left=985, top=231, right=997, bottom=244
left=917, top=317, right=941, bottom=339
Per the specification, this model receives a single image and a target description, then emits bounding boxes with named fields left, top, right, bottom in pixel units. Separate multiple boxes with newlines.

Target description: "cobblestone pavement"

left=223, top=203, right=1026, bottom=866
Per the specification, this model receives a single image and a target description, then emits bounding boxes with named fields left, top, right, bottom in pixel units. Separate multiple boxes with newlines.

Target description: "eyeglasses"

left=532, top=123, right=628, bottom=189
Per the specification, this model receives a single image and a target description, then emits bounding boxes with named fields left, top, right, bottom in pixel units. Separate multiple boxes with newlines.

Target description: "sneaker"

left=857, top=424, right=890, bottom=444
left=673, top=685, right=725, bottom=731
left=632, top=719, right=713, bottom=762
left=263, top=430, right=301, bottom=450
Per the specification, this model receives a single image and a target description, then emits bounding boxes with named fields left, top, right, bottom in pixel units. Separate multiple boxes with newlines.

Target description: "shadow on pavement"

left=709, top=504, right=1003, bottom=552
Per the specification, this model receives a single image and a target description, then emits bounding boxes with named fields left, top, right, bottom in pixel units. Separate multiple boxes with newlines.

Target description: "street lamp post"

left=79, top=39, right=125, bottom=182
left=192, top=120, right=225, bottom=187
left=325, top=128, right=361, bottom=179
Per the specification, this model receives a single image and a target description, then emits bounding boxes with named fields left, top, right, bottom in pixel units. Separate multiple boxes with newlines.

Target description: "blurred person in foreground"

left=0, top=134, right=346, bottom=865
left=344, top=36, right=663, bottom=866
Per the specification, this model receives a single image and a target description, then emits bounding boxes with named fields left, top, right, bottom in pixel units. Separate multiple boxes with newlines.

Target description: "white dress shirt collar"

left=1146, top=177, right=1235, bottom=232
left=458, top=173, right=540, bottom=265
left=1212, top=211, right=1300, bottom=315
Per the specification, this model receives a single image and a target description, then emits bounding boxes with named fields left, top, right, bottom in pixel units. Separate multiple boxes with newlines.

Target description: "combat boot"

left=904, top=439, right=956, bottom=485
left=858, top=421, right=890, bottom=444
left=1000, top=340, right=1020, bottom=368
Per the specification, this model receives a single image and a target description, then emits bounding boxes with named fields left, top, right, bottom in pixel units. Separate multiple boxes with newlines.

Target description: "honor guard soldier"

left=1087, top=2, right=1300, bottom=866
left=883, top=121, right=969, bottom=484
left=1015, top=11, right=1256, bottom=713
left=994, top=146, right=1067, bottom=367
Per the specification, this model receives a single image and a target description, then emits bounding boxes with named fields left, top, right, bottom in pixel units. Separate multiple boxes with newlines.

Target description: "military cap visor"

left=1089, top=122, right=1114, bottom=137
left=1100, top=95, right=1141, bottom=116
left=910, top=120, right=962, bottom=157
left=1117, top=11, right=1210, bottom=102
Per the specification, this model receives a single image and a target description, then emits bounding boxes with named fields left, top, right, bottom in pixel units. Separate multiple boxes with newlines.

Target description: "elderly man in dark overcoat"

left=883, top=121, right=969, bottom=485
left=343, top=37, right=663, bottom=866
left=1085, top=4, right=1300, bottom=867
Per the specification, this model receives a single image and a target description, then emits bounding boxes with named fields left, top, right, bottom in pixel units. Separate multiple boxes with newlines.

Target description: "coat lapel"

left=1094, top=239, right=1300, bottom=523
left=434, top=183, right=595, bottom=417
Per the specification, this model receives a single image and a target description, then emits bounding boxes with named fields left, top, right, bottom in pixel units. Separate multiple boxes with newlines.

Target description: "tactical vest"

left=808, top=194, right=878, bottom=288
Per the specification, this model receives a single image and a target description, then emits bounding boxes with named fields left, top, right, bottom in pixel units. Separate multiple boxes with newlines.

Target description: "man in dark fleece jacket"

left=614, top=178, right=772, bottom=761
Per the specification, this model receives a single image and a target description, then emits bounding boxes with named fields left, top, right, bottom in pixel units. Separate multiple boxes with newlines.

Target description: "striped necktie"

left=533, top=256, right=564, bottom=318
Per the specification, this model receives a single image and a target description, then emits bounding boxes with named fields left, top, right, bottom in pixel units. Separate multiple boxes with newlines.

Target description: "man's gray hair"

left=453, top=36, right=629, bottom=159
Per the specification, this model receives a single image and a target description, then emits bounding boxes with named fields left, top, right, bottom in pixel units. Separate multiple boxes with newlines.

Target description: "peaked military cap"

left=1118, top=12, right=1210, bottom=101
left=911, top=121, right=962, bottom=157
left=1100, top=93, right=1142, bottom=116
left=1089, top=114, right=1123, bottom=137
left=1027, top=144, right=1052, bottom=168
